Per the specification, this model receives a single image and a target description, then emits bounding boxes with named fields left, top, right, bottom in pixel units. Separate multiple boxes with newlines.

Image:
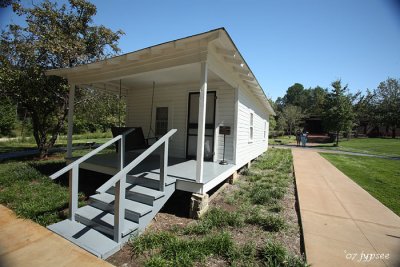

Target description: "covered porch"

left=48, top=29, right=247, bottom=188
left=73, top=151, right=236, bottom=193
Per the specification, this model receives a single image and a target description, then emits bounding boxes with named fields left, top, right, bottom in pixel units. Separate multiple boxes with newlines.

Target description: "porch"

left=72, top=151, right=237, bottom=194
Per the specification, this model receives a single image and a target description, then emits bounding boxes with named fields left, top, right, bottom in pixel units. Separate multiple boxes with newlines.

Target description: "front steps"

left=48, top=175, right=176, bottom=259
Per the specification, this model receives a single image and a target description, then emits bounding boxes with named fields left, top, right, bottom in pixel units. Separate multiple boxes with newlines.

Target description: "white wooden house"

left=46, top=28, right=275, bottom=258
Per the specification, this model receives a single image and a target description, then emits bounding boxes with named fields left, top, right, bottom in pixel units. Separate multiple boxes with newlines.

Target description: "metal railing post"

left=114, top=174, right=125, bottom=243
left=159, top=138, right=168, bottom=192
left=69, top=165, right=79, bottom=221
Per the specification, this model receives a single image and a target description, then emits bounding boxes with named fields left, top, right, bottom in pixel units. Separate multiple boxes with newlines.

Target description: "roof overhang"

left=46, top=28, right=275, bottom=115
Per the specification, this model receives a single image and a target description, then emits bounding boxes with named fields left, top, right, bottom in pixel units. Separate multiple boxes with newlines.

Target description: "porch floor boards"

left=75, top=151, right=235, bottom=185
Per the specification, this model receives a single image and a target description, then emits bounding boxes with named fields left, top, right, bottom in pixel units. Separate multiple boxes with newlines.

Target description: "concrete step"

left=127, top=174, right=176, bottom=190
left=47, top=219, right=120, bottom=259
left=75, top=206, right=138, bottom=238
left=90, top=192, right=153, bottom=222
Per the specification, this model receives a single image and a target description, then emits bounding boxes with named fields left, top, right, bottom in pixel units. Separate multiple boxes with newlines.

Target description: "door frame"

left=185, top=91, right=217, bottom=161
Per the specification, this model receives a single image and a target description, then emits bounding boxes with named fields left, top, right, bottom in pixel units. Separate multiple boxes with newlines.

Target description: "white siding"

left=236, top=86, right=270, bottom=166
left=126, top=82, right=234, bottom=160
left=214, top=84, right=234, bottom=162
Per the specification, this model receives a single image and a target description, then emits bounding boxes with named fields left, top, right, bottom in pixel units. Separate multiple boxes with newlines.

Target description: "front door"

left=186, top=91, right=216, bottom=161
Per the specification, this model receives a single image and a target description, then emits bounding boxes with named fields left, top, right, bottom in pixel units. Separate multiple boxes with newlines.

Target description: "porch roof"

left=46, top=28, right=274, bottom=115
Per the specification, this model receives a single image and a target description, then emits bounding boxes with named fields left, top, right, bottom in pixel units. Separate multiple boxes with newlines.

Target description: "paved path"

left=271, top=144, right=400, bottom=160
left=0, top=205, right=114, bottom=267
left=292, top=149, right=400, bottom=267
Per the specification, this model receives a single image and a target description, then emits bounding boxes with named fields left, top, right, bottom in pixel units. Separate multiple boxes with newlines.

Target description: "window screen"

left=155, top=107, right=168, bottom=136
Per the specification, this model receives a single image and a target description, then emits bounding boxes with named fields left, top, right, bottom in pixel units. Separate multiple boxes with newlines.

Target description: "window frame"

left=249, top=111, right=254, bottom=142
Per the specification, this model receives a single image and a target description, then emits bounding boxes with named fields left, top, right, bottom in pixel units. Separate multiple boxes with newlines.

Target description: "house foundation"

left=189, top=193, right=209, bottom=219
left=228, top=170, right=239, bottom=184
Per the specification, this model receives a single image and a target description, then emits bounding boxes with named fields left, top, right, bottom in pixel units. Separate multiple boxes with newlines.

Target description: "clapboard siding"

left=126, top=82, right=235, bottom=160
left=215, top=85, right=234, bottom=162
left=236, top=86, right=269, bottom=166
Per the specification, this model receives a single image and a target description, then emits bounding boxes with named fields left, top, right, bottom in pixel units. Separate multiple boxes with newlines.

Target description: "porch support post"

left=67, top=83, right=75, bottom=158
left=69, top=165, right=79, bottom=221
left=196, top=61, right=208, bottom=183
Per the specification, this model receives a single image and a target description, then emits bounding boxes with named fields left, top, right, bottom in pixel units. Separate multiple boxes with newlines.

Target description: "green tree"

left=74, top=87, right=126, bottom=133
left=0, top=0, right=123, bottom=157
left=280, top=105, right=305, bottom=137
left=308, top=86, right=328, bottom=115
left=0, top=97, right=16, bottom=136
left=322, top=80, right=354, bottom=145
left=275, top=115, right=287, bottom=136
left=283, top=83, right=306, bottom=108
left=375, top=78, right=400, bottom=138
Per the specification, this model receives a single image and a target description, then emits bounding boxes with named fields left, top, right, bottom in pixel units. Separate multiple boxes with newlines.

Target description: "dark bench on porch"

left=111, top=127, right=157, bottom=152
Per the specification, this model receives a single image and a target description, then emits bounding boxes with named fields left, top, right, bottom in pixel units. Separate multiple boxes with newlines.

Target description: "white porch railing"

left=50, top=128, right=177, bottom=243
left=96, top=129, right=177, bottom=242
left=50, top=128, right=135, bottom=223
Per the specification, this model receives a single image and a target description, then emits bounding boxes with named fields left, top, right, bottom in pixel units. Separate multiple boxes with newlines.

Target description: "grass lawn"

left=0, top=132, right=112, bottom=154
left=0, top=160, right=70, bottom=225
left=0, top=145, right=115, bottom=225
left=316, top=138, right=400, bottom=157
left=321, top=153, right=400, bottom=216
left=125, top=149, right=307, bottom=267
left=269, top=135, right=296, bottom=145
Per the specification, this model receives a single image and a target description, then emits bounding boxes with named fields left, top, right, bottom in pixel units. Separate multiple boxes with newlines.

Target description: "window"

left=249, top=112, right=254, bottom=141
left=155, top=107, right=168, bottom=136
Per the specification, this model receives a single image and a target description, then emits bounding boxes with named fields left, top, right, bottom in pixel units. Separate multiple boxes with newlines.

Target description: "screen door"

left=186, top=91, right=216, bottom=161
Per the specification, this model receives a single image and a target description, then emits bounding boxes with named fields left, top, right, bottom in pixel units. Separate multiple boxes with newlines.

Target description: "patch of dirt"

left=107, top=245, right=141, bottom=267
left=148, top=212, right=194, bottom=232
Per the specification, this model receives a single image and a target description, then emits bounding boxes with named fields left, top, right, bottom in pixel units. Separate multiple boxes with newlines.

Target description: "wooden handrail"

left=96, top=129, right=177, bottom=193
left=50, top=128, right=135, bottom=180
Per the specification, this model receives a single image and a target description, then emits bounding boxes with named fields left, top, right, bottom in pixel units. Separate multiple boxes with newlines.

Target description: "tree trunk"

left=392, top=128, right=396, bottom=139
left=31, top=100, right=69, bottom=159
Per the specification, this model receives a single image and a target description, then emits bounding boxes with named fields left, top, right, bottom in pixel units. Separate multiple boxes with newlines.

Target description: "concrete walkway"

left=292, top=149, right=400, bottom=267
left=271, top=144, right=400, bottom=160
left=0, top=205, right=114, bottom=267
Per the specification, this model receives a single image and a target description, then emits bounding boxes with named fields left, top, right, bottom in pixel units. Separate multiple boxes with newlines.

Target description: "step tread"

left=90, top=192, right=153, bottom=216
left=128, top=174, right=176, bottom=186
left=76, top=206, right=138, bottom=236
left=128, top=185, right=164, bottom=199
left=47, top=219, right=120, bottom=259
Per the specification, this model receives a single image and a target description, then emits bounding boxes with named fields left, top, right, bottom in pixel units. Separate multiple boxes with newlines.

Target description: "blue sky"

left=1, top=0, right=399, bottom=100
